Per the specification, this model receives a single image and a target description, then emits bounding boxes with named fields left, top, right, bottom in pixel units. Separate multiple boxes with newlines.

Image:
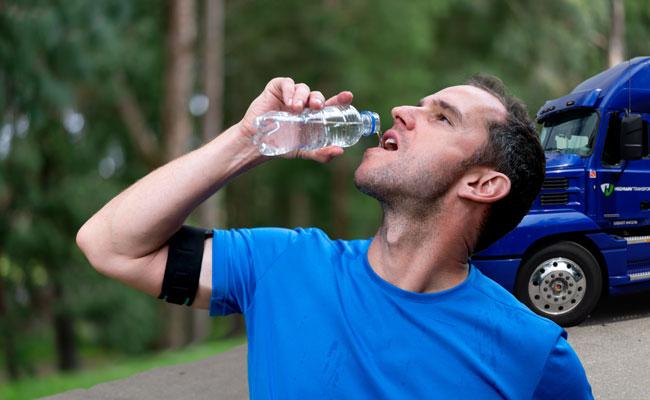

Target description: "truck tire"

left=515, top=241, right=602, bottom=327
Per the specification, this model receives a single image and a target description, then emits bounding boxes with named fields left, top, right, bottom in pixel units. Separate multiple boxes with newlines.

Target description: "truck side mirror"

left=620, top=114, right=644, bottom=160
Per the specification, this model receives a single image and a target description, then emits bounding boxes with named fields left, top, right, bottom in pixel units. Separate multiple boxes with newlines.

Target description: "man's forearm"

left=77, top=123, right=265, bottom=261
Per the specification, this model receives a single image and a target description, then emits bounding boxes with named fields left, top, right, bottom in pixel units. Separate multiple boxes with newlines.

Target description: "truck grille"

left=542, top=177, right=569, bottom=190
left=540, top=193, right=569, bottom=205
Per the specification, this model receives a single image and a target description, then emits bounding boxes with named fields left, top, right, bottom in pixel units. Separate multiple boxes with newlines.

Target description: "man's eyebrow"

left=418, top=98, right=463, bottom=123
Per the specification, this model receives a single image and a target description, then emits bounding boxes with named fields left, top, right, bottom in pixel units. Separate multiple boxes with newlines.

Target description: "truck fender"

left=475, top=211, right=600, bottom=258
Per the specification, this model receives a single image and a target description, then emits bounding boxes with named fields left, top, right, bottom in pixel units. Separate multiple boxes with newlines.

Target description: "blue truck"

left=473, top=57, right=650, bottom=326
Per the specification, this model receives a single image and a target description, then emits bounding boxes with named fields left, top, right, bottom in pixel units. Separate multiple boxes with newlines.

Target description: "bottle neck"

left=360, top=111, right=379, bottom=137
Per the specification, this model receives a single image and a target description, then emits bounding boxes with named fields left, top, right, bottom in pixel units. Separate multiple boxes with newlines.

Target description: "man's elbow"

left=76, top=222, right=90, bottom=254
left=76, top=221, right=113, bottom=277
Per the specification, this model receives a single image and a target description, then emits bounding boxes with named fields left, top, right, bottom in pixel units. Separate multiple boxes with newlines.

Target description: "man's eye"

left=437, top=114, right=451, bottom=125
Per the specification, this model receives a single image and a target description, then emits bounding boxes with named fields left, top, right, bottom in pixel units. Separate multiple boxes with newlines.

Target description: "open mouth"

left=380, top=133, right=399, bottom=151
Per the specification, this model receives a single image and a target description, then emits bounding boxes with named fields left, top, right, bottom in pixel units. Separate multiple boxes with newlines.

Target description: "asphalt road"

left=48, top=292, right=650, bottom=400
left=565, top=291, right=650, bottom=400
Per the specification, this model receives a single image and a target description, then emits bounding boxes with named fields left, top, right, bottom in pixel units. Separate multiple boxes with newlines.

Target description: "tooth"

left=386, top=138, right=396, bottom=144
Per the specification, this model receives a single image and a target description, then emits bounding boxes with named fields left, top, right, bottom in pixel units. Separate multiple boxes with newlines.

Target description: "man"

left=77, top=76, right=593, bottom=399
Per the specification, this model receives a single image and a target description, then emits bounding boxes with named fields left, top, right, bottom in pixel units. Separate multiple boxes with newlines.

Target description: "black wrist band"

left=158, top=225, right=212, bottom=306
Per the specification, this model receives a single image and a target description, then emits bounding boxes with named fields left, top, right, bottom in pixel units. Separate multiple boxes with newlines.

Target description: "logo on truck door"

left=600, top=183, right=614, bottom=197
left=600, top=183, right=650, bottom=196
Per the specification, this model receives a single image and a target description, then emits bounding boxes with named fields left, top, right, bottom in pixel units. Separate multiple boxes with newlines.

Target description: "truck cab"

left=473, top=57, right=650, bottom=326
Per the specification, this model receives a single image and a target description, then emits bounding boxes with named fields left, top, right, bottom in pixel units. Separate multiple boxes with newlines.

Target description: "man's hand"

left=238, top=77, right=353, bottom=163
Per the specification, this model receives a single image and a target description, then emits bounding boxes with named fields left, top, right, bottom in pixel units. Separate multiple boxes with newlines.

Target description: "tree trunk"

left=54, top=313, right=78, bottom=370
left=162, top=0, right=197, bottom=349
left=2, top=325, right=19, bottom=380
left=163, top=0, right=197, bottom=161
left=53, top=282, right=79, bottom=371
left=201, top=0, right=225, bottom=142
left=0, top=277, right=20, bottom=380
left=192, top=0, right=226, bottom=344
left=608, top=0, right=625, bottom=68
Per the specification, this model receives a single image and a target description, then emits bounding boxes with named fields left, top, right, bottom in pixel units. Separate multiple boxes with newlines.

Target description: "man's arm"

left=76, top=78, right=351, bottom=309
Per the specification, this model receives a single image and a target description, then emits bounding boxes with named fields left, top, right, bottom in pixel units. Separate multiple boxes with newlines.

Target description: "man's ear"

left=458, top=168, right=511, bottom=204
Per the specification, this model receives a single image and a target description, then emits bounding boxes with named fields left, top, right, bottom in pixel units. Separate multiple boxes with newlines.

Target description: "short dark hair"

left=464, top=74, right=546, bottom=253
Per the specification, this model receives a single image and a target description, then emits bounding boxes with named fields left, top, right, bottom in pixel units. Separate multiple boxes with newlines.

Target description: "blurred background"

left=1, top=0, right=649, bottom=398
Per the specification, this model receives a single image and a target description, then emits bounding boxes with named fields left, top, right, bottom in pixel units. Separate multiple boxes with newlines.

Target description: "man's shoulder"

left=461, top=267, right=575, bottom=395
left=469, top=266, right=564, bottom=336
left=218, top=226, right=336, bottom=247
left=277, top=227, right=371, bottom=257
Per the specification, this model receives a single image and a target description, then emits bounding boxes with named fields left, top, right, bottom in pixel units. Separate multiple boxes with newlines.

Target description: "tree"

left=0, top=0, right=167, bottom=375
left=193, top=0, right=226, bottom=343
left=159, top=0, right=198, bottom=349
left=608, top=0, right=625, bottom=67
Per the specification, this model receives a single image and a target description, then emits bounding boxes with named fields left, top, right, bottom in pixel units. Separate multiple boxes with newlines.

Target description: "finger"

left=266, top=77, right=295, bottom=108
left=291, top=83, right=311, bottom=112
left=301, top=146, right=345, bottom=163
left=279, top=78, right=296, bottom=108
left=324, top=91, right=353, bottom=107
left=308, top=91, right=325, bottom=109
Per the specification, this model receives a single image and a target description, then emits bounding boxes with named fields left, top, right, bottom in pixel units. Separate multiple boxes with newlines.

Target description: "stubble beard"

left=354, top=156, right=468, bottom=216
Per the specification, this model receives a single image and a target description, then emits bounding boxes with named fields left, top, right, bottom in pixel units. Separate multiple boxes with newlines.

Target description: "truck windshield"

left=540, top=111, right=599, bottom=157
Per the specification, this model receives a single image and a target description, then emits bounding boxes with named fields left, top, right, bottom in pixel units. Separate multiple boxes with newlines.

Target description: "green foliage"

left=64, top=266, right=163, bottom=355
left=0, top=0, right=165, bottom=378
left=626, top=0, right=650, bottom=57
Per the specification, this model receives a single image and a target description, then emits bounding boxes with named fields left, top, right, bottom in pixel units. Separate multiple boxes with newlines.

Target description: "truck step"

left=625, top=235, right=650, bottom=245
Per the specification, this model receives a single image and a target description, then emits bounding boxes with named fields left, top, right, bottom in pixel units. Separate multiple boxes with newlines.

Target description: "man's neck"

left=367, top=199, right=472, bottom=294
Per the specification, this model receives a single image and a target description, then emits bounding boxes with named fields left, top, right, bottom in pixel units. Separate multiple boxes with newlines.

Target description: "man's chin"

left=353, top=171, right=375, bottom=197
left=353, top=172, right=392, bottom=203
left=354, top=180, right=376, bottom=199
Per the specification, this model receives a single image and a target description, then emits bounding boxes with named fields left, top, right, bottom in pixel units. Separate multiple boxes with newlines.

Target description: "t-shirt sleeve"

left=532, top=334, right=594, bottom=400
left=209, top=227, right=299, bottom=316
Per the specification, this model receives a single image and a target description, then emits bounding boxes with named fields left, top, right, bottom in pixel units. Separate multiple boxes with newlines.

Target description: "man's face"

left=354, top=85, right=507, bottom=207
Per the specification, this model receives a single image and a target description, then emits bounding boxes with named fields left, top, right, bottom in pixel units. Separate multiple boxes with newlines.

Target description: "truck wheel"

left=515, top=241, right=602, bottom=327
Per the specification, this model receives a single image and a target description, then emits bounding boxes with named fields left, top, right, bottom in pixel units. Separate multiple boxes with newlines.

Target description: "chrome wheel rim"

left=528, top=257, right=586, bottom=315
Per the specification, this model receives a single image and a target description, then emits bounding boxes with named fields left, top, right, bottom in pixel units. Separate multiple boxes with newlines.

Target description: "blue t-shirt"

left=209, top=227, right=593, bottom=399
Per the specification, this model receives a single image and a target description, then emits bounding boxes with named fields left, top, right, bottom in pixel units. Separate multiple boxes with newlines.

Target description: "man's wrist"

left=232, top=120, right=256, bottom=140
left=205, top=123, right=268, bottom=174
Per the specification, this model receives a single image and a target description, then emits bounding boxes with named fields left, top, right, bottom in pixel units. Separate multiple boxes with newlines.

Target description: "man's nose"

left=391, top=105, right=416, bottom=130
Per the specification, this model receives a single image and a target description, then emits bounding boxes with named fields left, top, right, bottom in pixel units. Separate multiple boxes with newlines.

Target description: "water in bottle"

left=253, top=105, right=380, bottom=156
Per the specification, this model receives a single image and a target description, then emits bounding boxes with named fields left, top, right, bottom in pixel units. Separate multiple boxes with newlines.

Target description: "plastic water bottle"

left=253, top=105, right=380, bottom=156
